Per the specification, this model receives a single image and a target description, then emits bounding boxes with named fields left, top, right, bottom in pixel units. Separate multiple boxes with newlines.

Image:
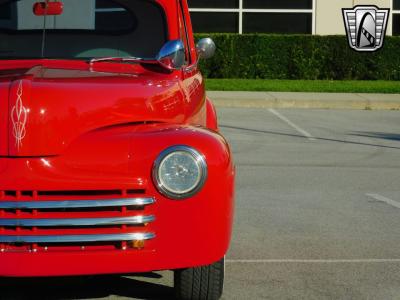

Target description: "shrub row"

left=194, top=34, right=400, bottom=80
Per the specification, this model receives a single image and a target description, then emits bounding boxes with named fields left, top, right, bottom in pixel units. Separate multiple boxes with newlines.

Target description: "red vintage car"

left=0, top=0, right=235, bottom=299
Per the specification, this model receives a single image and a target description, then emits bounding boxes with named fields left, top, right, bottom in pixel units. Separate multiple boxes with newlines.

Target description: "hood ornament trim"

left=11, top=80, right=28, bottom=150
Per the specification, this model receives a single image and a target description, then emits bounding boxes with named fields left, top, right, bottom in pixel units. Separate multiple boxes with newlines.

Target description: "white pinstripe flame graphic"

left=11, top=81, right=28, bottom=150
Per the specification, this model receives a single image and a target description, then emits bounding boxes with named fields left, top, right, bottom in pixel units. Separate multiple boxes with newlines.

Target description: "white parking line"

left=366, top=194, right=400, bottom=209
left=227, top=259, right=400, bottom=263
left=268, top=109, right=316, bottom=141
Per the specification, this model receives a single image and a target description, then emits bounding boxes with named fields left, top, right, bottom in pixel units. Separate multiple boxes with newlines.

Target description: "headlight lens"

left=153, top=146, right=207, bottom=199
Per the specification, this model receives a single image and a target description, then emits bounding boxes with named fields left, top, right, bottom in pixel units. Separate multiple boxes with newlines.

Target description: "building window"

left=394, top=1, right=400, bottom=35
left=188, top=0, right=238, bottom=9
left=394, top=14, right=400, bottom=35
left=0, top=4, right=12, bottom=20
left=394, top=0, right=400, bottom=10
left=189, top=0, right=313, bottom=34
left=191, top=12, right=238, bottom=33
left=243, top=13, right=311, bottom=34
left=243, top=0, right=312, bottom=9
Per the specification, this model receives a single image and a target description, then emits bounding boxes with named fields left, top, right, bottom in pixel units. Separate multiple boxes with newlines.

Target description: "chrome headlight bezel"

left=152, top=145, right=208, bottom=200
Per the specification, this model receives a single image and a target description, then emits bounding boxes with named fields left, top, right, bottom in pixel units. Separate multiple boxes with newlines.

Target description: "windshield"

left=0, top=0, right=167, bottom=60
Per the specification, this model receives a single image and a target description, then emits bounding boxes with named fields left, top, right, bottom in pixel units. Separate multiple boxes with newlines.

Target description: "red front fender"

left=0, top=123, right=235, bottom=277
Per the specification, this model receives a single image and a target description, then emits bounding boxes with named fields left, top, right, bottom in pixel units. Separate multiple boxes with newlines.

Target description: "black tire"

left=174, top=257, right=225, bottom=300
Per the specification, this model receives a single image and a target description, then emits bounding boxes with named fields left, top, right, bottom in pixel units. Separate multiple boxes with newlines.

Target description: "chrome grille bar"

left=0, top=198, right=155, bottom=209
left=0, top=233, right=155, bottom=243
left=0, top=215, right=155, bottom=227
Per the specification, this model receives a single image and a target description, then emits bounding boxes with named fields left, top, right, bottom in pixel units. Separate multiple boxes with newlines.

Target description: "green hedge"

left=194, top=34, right=400, bottom=80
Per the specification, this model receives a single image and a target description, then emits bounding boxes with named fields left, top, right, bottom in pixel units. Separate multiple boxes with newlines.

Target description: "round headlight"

left=153, top=146, right=207, bottom=199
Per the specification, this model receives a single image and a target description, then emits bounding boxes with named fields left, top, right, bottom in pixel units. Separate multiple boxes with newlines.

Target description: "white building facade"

left=189, top=0, right=399, bottom=35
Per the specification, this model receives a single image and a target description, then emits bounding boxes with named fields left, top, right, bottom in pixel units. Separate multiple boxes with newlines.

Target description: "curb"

left=207, top=91, right=400, bottom=110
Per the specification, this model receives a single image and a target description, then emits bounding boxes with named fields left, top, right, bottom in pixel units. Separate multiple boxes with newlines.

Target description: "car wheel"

left=174, top=257, right=225, bottom=300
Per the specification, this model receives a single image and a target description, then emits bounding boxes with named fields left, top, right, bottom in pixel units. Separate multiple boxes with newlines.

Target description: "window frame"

left=178, top=0, right=191, bottom=65
left=189, top=0, right=315, bottom=34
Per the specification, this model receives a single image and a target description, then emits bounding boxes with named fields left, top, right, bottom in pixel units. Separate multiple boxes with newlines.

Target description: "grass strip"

left=205, top=79, right=400, bottom=94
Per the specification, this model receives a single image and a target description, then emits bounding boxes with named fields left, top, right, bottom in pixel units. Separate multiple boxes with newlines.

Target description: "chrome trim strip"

left=0, top=233, right=155, bottom=243
left=0, top=198, right=155, bottom=210
left=0, top=215, right=155, bottom=227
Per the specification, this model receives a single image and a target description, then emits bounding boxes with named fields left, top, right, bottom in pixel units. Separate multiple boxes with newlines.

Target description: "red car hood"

left=0, top=64, right=186, bottom=157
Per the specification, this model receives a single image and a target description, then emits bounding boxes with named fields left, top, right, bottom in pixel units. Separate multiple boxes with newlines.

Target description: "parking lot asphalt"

left=2, top=108, right=400, bottom=300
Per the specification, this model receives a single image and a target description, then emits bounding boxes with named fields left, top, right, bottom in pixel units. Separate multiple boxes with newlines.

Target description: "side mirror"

left=196, top=38, right=216, bottom=60
left=156, top=40, right=185, bottom=70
